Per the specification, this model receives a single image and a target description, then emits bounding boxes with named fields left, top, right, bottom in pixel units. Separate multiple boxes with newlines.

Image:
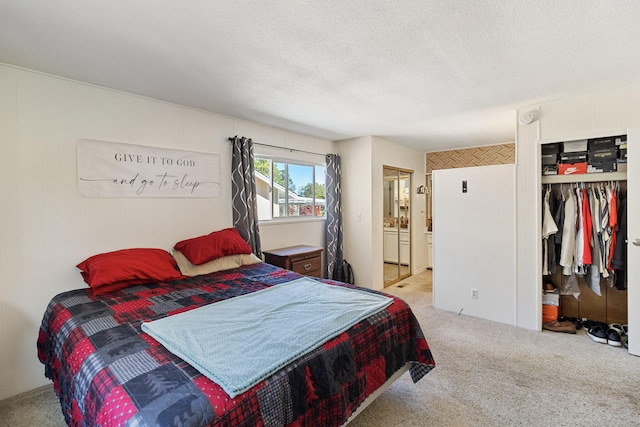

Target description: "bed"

left=38, top=242, right=435, bottom=427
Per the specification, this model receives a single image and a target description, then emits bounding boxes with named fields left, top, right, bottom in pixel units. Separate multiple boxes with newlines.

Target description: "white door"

left=627, top=128, right=639, bottom=356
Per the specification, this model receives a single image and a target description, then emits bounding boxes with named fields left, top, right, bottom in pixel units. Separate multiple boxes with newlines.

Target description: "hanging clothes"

left=611, top=193, right=627, bottom=290
left=581, top=187, right=593, bottom=266
left=550, top=189, right=565, bottom=274
left=607, top=185, right=618, bottom=270
left=586, top=187, right=602, bottom=296
left=542, top=187, right=558, bottom=276
left=597, top=185, right=610, bottom=279
left=546, top=178, right=626, bottom=299
left=559, top=188, right=577, bottom=276
left=574, top=187, right=585, bottom=275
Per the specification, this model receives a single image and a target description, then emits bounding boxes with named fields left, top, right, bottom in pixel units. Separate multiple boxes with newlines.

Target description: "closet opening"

left=542, top=179, right=627, bottom=338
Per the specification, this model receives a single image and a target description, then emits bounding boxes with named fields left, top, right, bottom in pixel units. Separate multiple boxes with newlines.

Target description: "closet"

left=541, top=135, right=628, bottom=327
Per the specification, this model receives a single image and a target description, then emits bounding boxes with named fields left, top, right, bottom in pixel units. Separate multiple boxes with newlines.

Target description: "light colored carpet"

left=2, top=270, right=639, bottom=426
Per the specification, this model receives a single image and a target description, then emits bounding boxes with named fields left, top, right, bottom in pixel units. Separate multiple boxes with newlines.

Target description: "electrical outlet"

left=471, top=288, right=478, bottom=299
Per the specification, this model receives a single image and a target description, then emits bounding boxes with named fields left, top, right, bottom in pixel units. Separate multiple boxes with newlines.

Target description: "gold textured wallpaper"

left=426, top=143, right=515, bottom=173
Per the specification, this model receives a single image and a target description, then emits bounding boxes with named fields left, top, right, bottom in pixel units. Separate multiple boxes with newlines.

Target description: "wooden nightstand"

left=263, top=245, right=324, bottom=278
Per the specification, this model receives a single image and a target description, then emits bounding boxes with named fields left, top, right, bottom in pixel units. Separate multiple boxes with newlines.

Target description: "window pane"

left=288, top=164, right=313, bottom=216
left=253, top=157, right=327, bottom=221
left=273, top=161, right=286, bottom=217
left=254, top=158, right=272, bottom=220
left=315, top=165, right=326, bottom=217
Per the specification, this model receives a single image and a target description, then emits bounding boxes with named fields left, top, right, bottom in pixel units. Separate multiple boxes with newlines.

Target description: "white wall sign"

left=78, top=139, right=221, bottom=198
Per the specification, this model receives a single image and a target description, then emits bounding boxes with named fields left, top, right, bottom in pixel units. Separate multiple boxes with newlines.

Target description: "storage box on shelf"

left=563, top=139, right=588, bottom=153
left=588, top=160, right=617, bottom=174
left=587, top=137, right=619, bottom=173
left=617, top=137, right=628, bottom=172
left=541, top=143, right=560, bottom=155
left=589, top=148, right=618, bottom=162
left=541, top=153, right=558, bottom=166
left=558, top=162, right=587, bottom=175
left=558, top=151, right=587, bottom=175
left=541, top=133, right=628, bottom=183
left=588, top=137, right=617, bottom=152
left=540, top=143, right=560, bottom=175
left=618, top=159, right=627, bottom=172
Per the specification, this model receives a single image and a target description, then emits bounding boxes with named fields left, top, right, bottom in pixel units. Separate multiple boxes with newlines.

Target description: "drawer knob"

left=303, top=263, right=312, bottom=271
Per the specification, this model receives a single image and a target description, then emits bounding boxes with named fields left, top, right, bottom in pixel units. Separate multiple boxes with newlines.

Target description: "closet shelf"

left=541, top=171, right=627, bottom=184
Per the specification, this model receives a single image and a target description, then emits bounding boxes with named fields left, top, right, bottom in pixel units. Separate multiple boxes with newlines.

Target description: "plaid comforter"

left=38, top=262, right=435, bottom=427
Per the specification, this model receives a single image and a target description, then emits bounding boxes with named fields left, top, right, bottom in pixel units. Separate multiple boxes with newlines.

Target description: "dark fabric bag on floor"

left=333, top=260, right=355, bottom=285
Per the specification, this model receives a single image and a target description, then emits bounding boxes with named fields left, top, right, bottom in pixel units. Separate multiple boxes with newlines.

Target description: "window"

left=254, top=157, right=326, bottom=221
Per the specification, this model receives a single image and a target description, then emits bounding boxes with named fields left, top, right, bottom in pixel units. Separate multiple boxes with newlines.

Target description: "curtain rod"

left=228, top=136, right=327, bottom=157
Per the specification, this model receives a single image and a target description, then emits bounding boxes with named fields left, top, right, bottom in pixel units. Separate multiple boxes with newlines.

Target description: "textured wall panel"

left=426, top=143, right=515, bottom=173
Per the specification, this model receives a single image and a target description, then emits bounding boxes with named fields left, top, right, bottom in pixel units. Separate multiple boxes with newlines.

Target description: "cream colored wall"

left=337, top=136, right=374, bottom=288
left=515, top=86, right=640, bottom=333
left=0, top=64, right=334, bottom=399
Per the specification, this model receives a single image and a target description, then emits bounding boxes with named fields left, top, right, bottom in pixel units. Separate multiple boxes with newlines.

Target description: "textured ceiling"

left=1, top=1, right=639, bottom=151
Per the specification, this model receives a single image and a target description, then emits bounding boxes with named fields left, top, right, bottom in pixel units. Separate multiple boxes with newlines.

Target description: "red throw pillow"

left=77, top=248, right=184, bottom=290
left=173, top=228, right=252, bottom=265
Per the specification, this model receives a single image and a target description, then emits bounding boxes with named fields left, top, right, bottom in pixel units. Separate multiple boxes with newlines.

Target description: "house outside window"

left=254, top=157, right=326, bottom=221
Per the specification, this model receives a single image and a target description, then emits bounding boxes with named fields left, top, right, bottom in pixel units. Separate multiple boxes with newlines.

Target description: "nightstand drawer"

left=262, top=245, right=324, bottom=278
left=291, top=256, right=321, bottom=276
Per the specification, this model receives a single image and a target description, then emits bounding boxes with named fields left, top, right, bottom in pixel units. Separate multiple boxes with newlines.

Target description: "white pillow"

left=172, top=249, right=262, bottom=277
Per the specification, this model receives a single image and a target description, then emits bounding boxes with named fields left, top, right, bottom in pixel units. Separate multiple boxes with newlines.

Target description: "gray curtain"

left=325, top=154, right=343, bottom=279
left=231, top=136, right=262, bottom=257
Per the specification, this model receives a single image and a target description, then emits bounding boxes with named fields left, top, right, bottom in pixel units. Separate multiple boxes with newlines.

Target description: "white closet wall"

left=433, top=164, right=516, bottom=325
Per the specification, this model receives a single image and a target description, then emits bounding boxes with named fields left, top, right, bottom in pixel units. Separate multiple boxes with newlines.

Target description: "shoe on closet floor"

left=609, top=323, right=624, bottom=337
left=543, top=320, right=576, bottom=334
left=587, top=324, right=608, bottom=344
left=606, top=328, right=622, bottom=347
left=559, top=316, right=582, bottom=330
left=582, top=319, right=595, bottom=330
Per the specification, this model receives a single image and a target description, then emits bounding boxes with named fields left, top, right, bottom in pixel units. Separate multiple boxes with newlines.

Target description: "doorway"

left=383, top=166, right=412, bottom=286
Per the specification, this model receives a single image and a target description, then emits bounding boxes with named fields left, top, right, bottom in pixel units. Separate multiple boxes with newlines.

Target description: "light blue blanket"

left=141, top=277, right=392, bottom=397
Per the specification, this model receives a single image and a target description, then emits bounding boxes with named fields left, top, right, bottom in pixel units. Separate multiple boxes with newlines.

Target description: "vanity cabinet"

left=426, top=231, right=433, bottom=269
left=384, top=228, right=409, bottom=264
left=383, top=228, right=399, bottom=263
left=399, top=229, right=410, bottom=265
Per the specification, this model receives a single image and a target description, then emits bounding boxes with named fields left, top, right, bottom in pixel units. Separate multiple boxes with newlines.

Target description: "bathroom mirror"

left=383, top=166, right=412, bottom=286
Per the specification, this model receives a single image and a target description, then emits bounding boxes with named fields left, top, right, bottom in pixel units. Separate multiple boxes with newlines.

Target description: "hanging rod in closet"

left=227, top=136, right=326, bottom=157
